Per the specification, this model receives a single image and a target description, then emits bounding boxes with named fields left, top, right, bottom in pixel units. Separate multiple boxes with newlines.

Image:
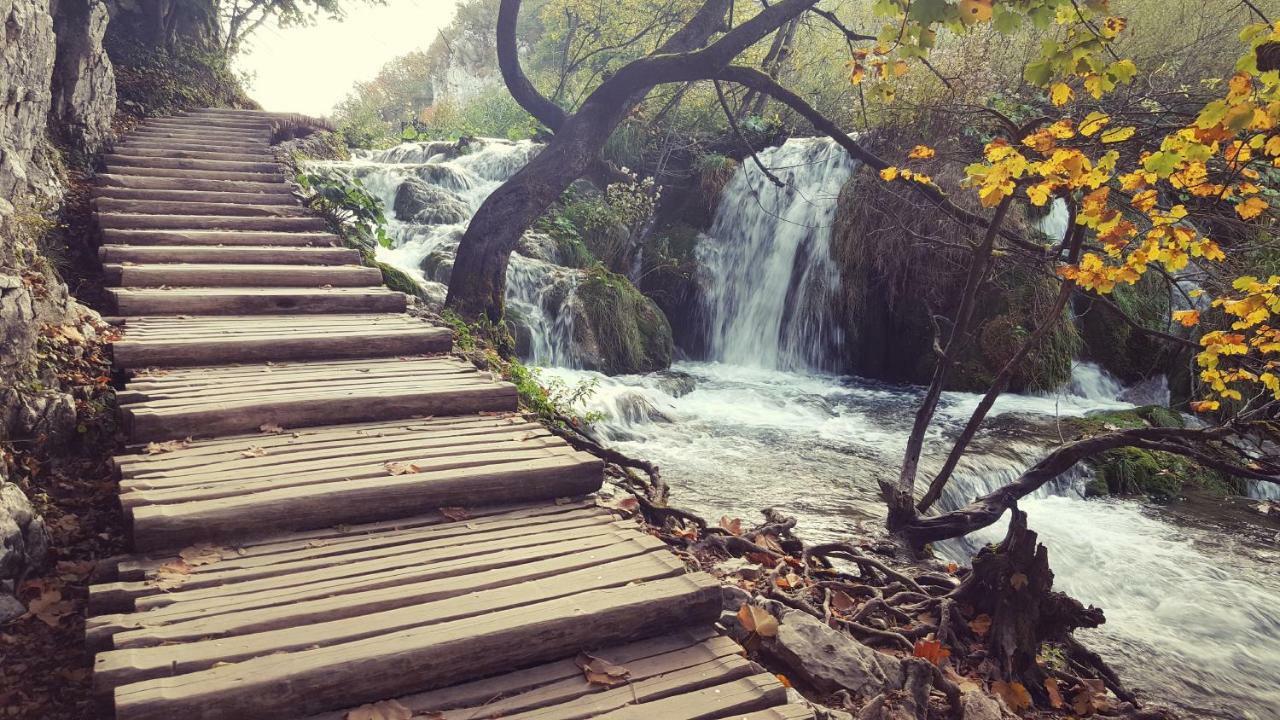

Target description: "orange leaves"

left=1236, top=196, right=1269, bottom=220
left=912, top=638, right=950, bottom=665
left=907, top=144, right=936, bottom=160
left=1172, top=309, right=1201, bottom=327
left=737, top=603, right=779, bottom=638
left=879, top=166, right=898, bottom=181
left=24, top=590, right=75, bottom=628
left=1190, top=400, right=1220, bottom=413
left=957, top=0, right=994, bottom=25
left=992, top=680, right=1033, bottom=712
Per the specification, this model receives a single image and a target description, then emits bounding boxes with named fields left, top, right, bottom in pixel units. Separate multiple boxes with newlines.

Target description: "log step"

left=103, top=262, right=381, bottom=288
left=102, top=229, right=337, bottom=246
left=99, top=245, right=359, bottom=266
left=106, top=286, right=407, bottom=316
left=92, top=507, right=721, bottom=712
left=104, top=154, right=280, bottom=173
left=97, top=174, right=288, bottom=193
left=98, top=213, right=325, bottom=231
left=142, top=117, right=273, bottom=131
left=109, top=313, right=450, bottom=368
left=94, top=187, right=297, bottom=205
left=120, top=139, right=271, bottom=154
left=105, top=147, right=274, bottom=162
left=128, top=127, right=269, bottom=141
left=116, top=354, right=517, bottom=442
left=94, top=198, right=309, bottom=217
left=101, top=166, right=285, bottom=183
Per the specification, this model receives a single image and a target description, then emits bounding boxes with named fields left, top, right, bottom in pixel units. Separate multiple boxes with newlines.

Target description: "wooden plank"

left=105, top=263, right=382, bottom=288
left=128, top=128, right=268, bottom=141
left=303, top=629, right=724, bottom=720
left=94, top=199, right=309, bottom=217
left=589, top=674, right=787, bottom=720
left=90, top=518, right=626, bottom=615
left=99, top=166, right=285, bottom=183
left=119, top=363, right=477, bottom=400
left=99, top=245, right=360, bottom=266
left=112, top=327, right=451, bottom=369
left=101, top=229, right=335, bottom=246
left=104, top=155, right=279, bottom=173
left=109, top=573, right=722, bottom=720
left=118, top=140, right=271, bottom=154
left=107, top=539, right=673, bottom=652
left=100, top=148, right=273, bottom=162
left=117, top=372, right=490, bottom=409
left=93, top=188, right=297, bottom=204
left=96, top=174, right=286, bottom=193
left=98, top=213, right=324, bottom=231
left=128, top=452, right=598, bottom=548
left=735, top=706, right=819, bottom=720
left=107, top=287, right=407, bottom=316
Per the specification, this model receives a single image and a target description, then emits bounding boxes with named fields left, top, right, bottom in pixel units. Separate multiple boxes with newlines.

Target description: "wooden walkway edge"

left=88, top=108, right=813, bottom=720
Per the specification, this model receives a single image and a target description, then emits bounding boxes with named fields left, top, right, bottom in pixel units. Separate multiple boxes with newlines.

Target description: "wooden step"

left=100, top=245, right=359, bottom=266
left=94, top=198, right=308, bottom=217
left=106, top=147, right=273, bottom=162
left=97, top=174, right=288, bottom=194
left=104, top=262, right=381, bottom=288
left=116, top=355, right=516, bottom=442
left=98, top=213, right=325, bottom=231
left=105, top=154, right=279, bottom=173
left=109, top=313, right=449, bottom=367
left=106, top=286, right=407, bottom=315
left=143, top=117, right=273, bottom=131
left=94, top=187, right=297, bottom=205
left=100, top=166, right=286, bottom=183
left=101, top=228, right=336, bottom=246
left=120, top=139, right=270, bottom=153
left=129, top=126, right=268, bottom=140
left=105, top=572, right=719, bottom=720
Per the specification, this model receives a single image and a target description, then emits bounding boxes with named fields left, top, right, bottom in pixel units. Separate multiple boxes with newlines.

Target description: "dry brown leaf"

left=967, top=613, right=992, bottom=637
left=1044, top=676, right=1065, bottom=709
left=258, top=423, right=284, bottom=434
left=150, top=560, right=193, bottom=591
left=1072, top=678, right=1108, bottom=716
left=912, top=638, right=950, bottom=666
left=439, top=506, right=469, bottom=522
left=755, top=533, right=785, bottom=553
left=992, top=680, right=1032, bottom=712
left=737, top=603, right=779, bottom=638
left=385, top=461, right=422, bottom=475
left=25, top=590, right=75, bottom=628
left=239, top=446, right=267, bottom=458
left=55, top=560, right=95, bottom=581
left=574, top=652, right=630, bottom=687
left=718, top=516, right=743, bottom=536
left=144, top=439, right=190, bottom=455
left=829, top=589, right=857, bottom=613
left=178, top=543, right=226, bottom=567
left=774, top=572, right=804, bottom=589
left=344, top=699, right=412, bottom=720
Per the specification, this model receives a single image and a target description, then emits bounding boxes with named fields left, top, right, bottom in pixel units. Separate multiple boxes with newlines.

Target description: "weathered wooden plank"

left=734, top=706, right=819, bottom=720
left=104, top=263, right=382, bottom=288
left=101, top=229, right=334, bottom=246
left=112, top=327, right=451, bottom=369
left=98, top=213, right=323, bottom=231
left=588, top=674, right=788, bottom=720
left=128, top=452, right=598, bottom=548
left=142, top=118, right=272, bottom=131
left=107, top=287, right=407, bottom=316
left=100, top=245, right=359, bottom=266
left=119, top=140, right=270, bottom=154
left=93, top=188, right=296, bottom=204
left=94, top=199, right=308, bottom=217
left=90, top=518, right=625, bottom=615
left=125, top=354, right=462, bottom=383
left=109, top=573, right=722, bottom=720
left=128, top=127, right=268, bottom=141
left=118, top=373, right=490, bottom=410
left=99, top=147, right=273, bottom=162
left=303, top=629, right=723, bottom=720
left=104, top=155, right=279, bottom=173
left=105, top=538, right=671, bottom=651
left=98, top=166, right=286, bottom=183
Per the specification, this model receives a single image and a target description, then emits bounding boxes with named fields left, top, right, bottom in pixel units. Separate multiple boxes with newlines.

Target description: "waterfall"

left=697, top=138, right=857, bottom=371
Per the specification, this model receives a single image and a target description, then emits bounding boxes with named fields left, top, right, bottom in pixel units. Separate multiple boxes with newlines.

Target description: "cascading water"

left=698, top=138, right=856, bottom=371
left=325, top=136, right=1279, bottom=719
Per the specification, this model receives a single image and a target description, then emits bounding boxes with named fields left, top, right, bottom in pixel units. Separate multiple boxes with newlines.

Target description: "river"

left=311, top=138, right=1280, bottom=720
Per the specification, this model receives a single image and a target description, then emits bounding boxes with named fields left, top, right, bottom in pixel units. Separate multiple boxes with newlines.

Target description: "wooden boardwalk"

left=89, top=109, right=812, bottom=719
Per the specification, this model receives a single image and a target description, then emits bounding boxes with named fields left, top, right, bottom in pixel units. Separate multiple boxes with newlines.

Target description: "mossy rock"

left=376, top=262, right=433, bottom=302
left=570, top=267, right=674, bottom=375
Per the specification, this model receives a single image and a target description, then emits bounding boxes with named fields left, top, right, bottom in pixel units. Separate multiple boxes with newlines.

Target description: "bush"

left=106, top=37, right=254, bottom=116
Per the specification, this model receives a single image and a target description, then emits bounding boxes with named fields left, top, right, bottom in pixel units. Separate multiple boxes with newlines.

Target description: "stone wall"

left=0, top=0, right=115, bottom=602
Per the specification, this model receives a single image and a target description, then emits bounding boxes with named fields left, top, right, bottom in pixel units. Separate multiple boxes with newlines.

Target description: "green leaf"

left=1107, top=59, right=1138, bottom=84
left=1024, top=60, right=1053, bottom=86
left=993, top=7, right=1021, bottom=34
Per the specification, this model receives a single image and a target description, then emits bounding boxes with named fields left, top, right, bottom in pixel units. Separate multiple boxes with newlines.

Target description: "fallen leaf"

left=719, top=516, right=743, bottom=536
left=144, top=439, right=190, bottom=455
left=258, top=423, right=284, bottom=434
left=913, top=638, right=950, bottom=665
left=384, top=461, right=422, bottom=475
left=439, top=506, right=469, bottom=522
left=774, top=572, right=804, bottom=589
left=968, top=613, right=992, bottom=637
left=829, top=589, right=857, bottom=613
left=776, top=673, right=792, bottom=688
left=1009, top=572, right=1029, bottom=590
left=178, top=543, right=226, bottom=567
left=755, top=533, right=785, bottom=553
left=946, top=561, right=959, bottom=574
left=574, top=652, right=630, bottom=687
left=150, top=560, right=193, bottom=591
left=56, top=560, right=95, bottom=580
left=1044, top=676, right=1065, bottom=709
left=24, top=590, right=75, bottom=628
left=992, top=680, right=1033, bottom=712
left=1072, top=677, right=1108, bottom=715
left=239, top=446, right=267, bottom=458
left=737, top=603, right=779, bottom=637
left=344, top=699, right=412, bottom=720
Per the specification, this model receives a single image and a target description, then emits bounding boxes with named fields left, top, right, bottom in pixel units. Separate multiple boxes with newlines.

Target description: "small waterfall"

left=697, top=138, right=857, bottom=371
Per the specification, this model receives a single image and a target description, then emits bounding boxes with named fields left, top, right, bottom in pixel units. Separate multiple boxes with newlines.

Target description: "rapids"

left=317, top=137, right=1280, bottom=720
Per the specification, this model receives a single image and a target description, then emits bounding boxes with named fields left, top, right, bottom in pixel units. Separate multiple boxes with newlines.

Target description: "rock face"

left=393, top=177, right=470, bottom=225
left=568, top=269, right=674, bottom=375
left=50, top=0, right=117, bottom=155
left=0, top=470, right=50, bottom=582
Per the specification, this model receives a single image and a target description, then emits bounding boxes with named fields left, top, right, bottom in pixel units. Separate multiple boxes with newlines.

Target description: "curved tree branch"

left=498, top=0, right=568, bottom=131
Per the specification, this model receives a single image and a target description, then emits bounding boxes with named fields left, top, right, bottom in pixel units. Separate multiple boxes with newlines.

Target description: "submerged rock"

left=393, top=177, right=470, bottom=225
left=414, top=163, right=475, bottom=193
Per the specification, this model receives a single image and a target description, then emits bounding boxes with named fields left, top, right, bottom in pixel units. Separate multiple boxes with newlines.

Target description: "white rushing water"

left=329, top=137, right=1280, bottom=719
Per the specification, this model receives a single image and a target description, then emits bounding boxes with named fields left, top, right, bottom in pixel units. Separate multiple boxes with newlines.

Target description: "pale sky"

left=235, top=0, right=464, bottom=117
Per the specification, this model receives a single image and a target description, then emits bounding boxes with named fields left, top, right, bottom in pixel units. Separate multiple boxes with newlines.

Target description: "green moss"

left=1135, top=405, right=1186, bottom=429
left=1090, top=447, right=1243, bottom=501
left=376, top=261, right=429, bottom=301
left=574, top=267, right=674, bottom=375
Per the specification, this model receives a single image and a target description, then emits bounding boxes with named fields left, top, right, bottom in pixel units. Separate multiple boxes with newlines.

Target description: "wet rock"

left=414, top=163, right=474, bottom=193
left=567, top=270, right=673, bottom=375
left=1, top=478, right=50, bottom=581
left=653, top=370, right=696, bottom=397
left=0, top=593, right=25, bottom=623
left=715, top=558, right=762, bottom=582
left=613, top=391, right=672, bottom=424
left=515, top=231, right=564, bottom=265
left=419, top=249, right=455, bottom=285
left=766, top=608, right=903, bottom=699
left=393, top=177, right=470, bottom=225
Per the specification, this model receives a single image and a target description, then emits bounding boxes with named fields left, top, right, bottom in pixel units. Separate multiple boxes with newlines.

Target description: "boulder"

left=414, top=163, right=475, bottom=193
left=960, top=690, right=1007, bottom=720
left=766, top=609, right=903, bottom=700
left=1, top=478, right=50, bottom=581
left=393, top=177, right=470, bottom=225
left=653, top=370, right=696, bottom=397
left=567, top=269, right=673, bottom=375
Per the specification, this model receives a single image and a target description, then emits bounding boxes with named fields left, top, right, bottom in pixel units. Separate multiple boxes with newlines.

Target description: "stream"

left=313, top=139, right=1280, bottom=720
